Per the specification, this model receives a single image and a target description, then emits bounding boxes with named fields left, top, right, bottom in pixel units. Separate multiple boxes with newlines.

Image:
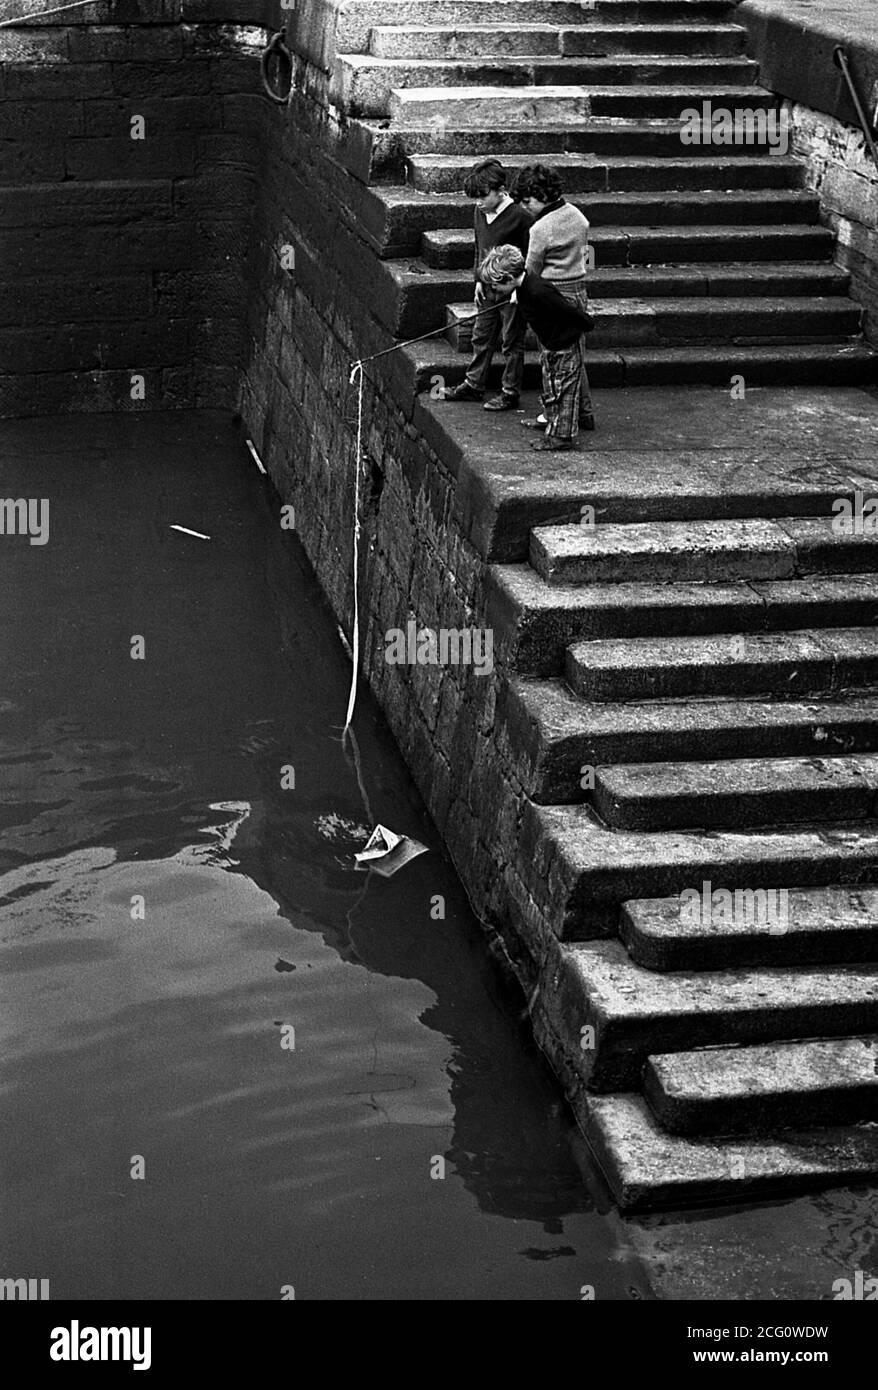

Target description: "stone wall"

left=236, top=51, right=535, bottom=974
left=0, top=0, right=270, bottom=416
left=786, top=100, right=878, bottom=344
left=738, top=0, right=878, bottom=129
left=739, top=0, right=878, bottom=345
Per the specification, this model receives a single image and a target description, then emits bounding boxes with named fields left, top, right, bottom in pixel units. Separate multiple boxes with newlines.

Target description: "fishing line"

left=342, top=301, right=501, bottom=730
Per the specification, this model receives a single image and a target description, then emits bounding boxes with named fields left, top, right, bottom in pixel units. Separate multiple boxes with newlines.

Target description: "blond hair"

left=478, top=245, right=525, bottom=287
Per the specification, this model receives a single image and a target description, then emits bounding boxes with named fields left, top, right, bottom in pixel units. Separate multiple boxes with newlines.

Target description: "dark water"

left=0, top=411, right=652, bottom=1300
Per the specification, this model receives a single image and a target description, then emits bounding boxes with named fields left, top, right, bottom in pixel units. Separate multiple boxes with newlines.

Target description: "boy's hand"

left=474, top=283, right=485, bottom=307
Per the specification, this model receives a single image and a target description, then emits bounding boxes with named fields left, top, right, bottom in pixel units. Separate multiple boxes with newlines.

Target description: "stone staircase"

left=328, top=1, right=878, bottom=1205
left=339, top=0, right=878, bottom=386
left=481, top=427, right=878, bottom=1205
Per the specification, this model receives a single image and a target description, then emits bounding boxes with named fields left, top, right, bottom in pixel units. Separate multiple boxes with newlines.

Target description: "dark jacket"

left=514, top=271, right=594, bottom=351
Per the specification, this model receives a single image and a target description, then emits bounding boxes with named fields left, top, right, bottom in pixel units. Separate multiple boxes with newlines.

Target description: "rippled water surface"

left=0, top=412, right=652, bottom=1300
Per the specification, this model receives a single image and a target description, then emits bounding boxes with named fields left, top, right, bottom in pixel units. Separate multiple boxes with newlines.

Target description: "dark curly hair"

left=510, top=163, right=564, bottom=204
left=462, top=159, right=507, bottom=198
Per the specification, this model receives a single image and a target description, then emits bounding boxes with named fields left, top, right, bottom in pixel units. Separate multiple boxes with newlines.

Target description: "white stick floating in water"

left=170, top=525, right=211, bottom=540
left=245, top=438, right=267, bottom=474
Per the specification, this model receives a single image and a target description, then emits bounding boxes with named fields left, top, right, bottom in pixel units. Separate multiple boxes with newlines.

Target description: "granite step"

left=370, top=22, right=748, bottom=60
left=566, top=627, right=878, bottom=703
left=420, top=223, right=835, bottom=269
left=520, top=797, right=878, bottom=937
left=644, top=1036, right=878, bottom=1134
left=490, top=569, right=878, bottom=674
left=622, top=886, right=878, bottom=971
left=531, top=517, right=878, bottom=587
left=339, top=56, right=760, bottom=117
left=388, top=83, right=778, bottom=126
left=498, top=676, right=878, bottom=805
left=385, top=261, right=850, bottom=339
left=487, top=567, right=878, bottom=677
left=594, top=755, right=878, bottom=832
left=543, top=936, right=878, bottom=1088
left=339, top=0, right=742, bottom=52
left=366, top=119, right=798, bottom=178
left=578, top=1091, right=878, bottom=1209
left=401, top=338, right=878, bottom=393
left=407, top=152, right=804, bottom=193
left=446, top=296, right=861, bottom=352
left=368, top=188, right=818, bottom=258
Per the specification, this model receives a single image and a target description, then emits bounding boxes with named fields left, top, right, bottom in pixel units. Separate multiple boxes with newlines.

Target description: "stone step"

left=407, top=152, right=803, bottom=193
left=388, top=83, right=778, bottom=125
left=437, top=186, right=817, bottom=232
left=390, top=260, right=850, bottom=337
left=370, top=23, right=747, bottom=60
left=339, top=0, right=742, bottom=52
left=487, top=567, right=878, bottom=677
left=366, top=118, right=797, bottom=178
left=421, top=223, right=835, bottom=269
left=644, top=1036, right=878, bottom=1135
left=338, top=56, right=760, bottom=116
left=498, top=677, right=878, bottom=805
left=445, top=296, right=861, bottom=352
left=622, top=886, right=878, bottom=971
left=578, top=1092, right=878, bottom=1209
left=367, top=188, right=819, bottom=257
left=387, top=262, right=850, bottom=339
left=594, top=754, right=878, bottom=832
left=566, top=626, right=878, bottom=703
left=523, top=795, right=878, bottom=938
left=402, top=338, right=878, bottom=393
left=544, top=936, right=878, bottom=1088
left=532, top=517, right=878, bottom=588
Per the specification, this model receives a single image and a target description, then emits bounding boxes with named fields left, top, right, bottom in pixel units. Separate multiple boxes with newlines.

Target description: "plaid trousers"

left=540, top=339, right=583, bottom=441
left=553, top=278, right=594, bottom=421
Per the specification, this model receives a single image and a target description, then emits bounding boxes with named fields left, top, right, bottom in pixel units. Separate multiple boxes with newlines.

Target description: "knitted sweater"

left=472, top=199, right=531, bottom=277
left=524, top=199, right=590, bottom=281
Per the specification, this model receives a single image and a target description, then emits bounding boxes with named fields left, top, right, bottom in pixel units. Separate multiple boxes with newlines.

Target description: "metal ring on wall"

left=261, top=30, right=293, bottom=105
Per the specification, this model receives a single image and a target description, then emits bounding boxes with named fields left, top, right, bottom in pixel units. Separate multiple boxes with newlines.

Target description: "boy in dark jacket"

left=441, top=159, right=532, bottom=411
left=478, top=244, right=593, bottom=452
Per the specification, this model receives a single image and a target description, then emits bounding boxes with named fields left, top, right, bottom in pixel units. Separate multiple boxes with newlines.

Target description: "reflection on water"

left=0, top=412, right=653, bottom=1300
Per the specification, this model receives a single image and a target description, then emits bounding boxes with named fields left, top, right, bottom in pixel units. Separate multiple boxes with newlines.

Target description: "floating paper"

left=354, top=823, right=428, bottom=878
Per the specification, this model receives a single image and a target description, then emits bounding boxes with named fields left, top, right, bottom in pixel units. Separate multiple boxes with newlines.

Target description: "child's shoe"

left=484, top=392, right=519, bottom=412
left=519, top=416, right=547, bottom=431
left=441, top=381, right=483, bottom=402
left=530, top=437, right=574, bottom=452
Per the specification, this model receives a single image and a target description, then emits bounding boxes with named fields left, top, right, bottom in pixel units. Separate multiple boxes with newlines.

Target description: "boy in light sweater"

left=510, top=164, right=595, bottom=432
left=441, top=159, right=532, bottom=411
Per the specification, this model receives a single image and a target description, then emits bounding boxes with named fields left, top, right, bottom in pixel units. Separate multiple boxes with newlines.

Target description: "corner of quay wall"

left=236, top=71, right=550, bottom=989
left=738, top=0, right=878, bottom=344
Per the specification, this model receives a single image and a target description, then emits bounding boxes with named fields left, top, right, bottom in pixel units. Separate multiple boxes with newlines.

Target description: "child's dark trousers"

left=464, top=287, right=527, bottom=398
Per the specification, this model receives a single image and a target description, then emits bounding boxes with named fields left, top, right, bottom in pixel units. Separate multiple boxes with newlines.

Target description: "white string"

left=0, top=0, right=106, bottom=25
left=343, top=360, right=365, bottom=732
